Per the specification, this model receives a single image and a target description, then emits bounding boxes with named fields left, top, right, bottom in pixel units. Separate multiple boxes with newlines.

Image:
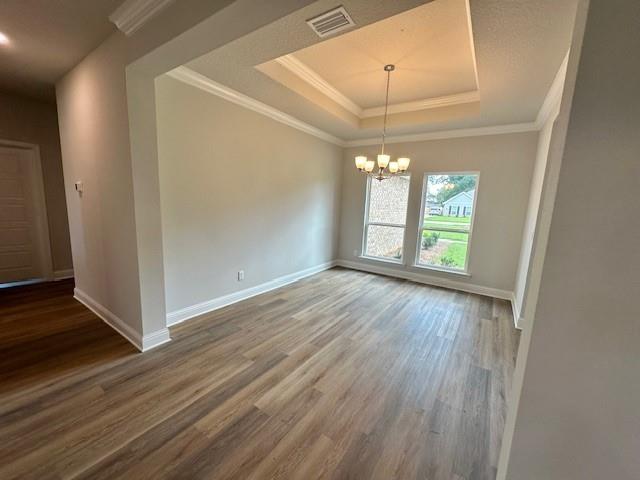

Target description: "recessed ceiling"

left=262, top=0, right=478, bottom=114
left=0, top=0, right=124, bottom=100
left=184, top=0, right=578, bottom=142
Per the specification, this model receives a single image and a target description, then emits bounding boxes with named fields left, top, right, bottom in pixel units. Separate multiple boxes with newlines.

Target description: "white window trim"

left=361, top=174, right=411, bottom=264
left=414, top=171, right=480, bottom=275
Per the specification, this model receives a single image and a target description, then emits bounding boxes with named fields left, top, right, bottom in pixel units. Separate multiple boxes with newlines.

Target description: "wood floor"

left=0, top=268, right=519, bottom=480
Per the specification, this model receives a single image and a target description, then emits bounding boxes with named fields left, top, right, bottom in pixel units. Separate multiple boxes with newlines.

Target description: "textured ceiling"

left=285, top=0, right=477, bottom=108
left=186, top=0, right=578, bottom=141
left=0, top=0, right=123, bottom=100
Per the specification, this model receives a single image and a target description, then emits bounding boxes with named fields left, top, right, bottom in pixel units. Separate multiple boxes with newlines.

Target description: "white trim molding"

left=167, top=261, right=337, bottom=326
left=337, top=259, right=512, bottom=300
left=510, top=292, right=524, bottom=330
left=535, top=50, right=570, bottom=128
left=464, top=0, right=481, bottom=91
left=141, top=328, right=172, bottom=351
left=345, top=122, right=539, bottom=147
left=74, top=288, right=171, bottom=352
left=53, top=269, right=74, bottom=280
left=109, top=0, right=176, bottom=36
left=361, top=91, right=480, bottom=118
left=0, top=278, right=46, bottom=289
left=275, top=54, right=480, bottom=119
left=167, top=67, right=346, bottom=147
left=167, top=49, right=568, bottom=151
left=276, top=55, right=362, bottom=117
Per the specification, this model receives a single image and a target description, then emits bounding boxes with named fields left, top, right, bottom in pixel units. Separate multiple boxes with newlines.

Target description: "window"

left=416, top=173, right=479, bottom=272
left=363, top=175, right=410, bottom=262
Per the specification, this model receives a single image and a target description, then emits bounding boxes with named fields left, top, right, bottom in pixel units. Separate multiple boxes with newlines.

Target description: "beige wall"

left=55, top=0, right=321, bottom=348
left=56, top=33, right=144, bottom=334
left=339, top=132, right=538, bottom=294
left=155, top=75, right=342, bottom=314
left=0, top=91, right=72, bottom=273
left=512, top=115, right=556, bottom=326
left=512, top=55, right=568, bottom=329
left=500, top=1, right=640, bottom=478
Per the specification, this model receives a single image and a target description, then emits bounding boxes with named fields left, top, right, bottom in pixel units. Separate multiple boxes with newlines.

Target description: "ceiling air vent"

left=306, top=6, right=355, bottom=38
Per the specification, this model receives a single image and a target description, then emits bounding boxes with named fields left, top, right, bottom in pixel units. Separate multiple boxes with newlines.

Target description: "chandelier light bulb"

left=388, top=161, right=399, bottom=173
left=364, top=160, right=375, bottom=173
left=377, top=154, right=390, bottom=169
left=355, top=156, right=367, bottom=170
left=398, top=157, right=410, bottom=172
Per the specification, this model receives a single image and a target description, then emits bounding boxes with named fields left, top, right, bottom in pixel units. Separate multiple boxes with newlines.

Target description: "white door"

left=0, top=146, right=47, bottom=283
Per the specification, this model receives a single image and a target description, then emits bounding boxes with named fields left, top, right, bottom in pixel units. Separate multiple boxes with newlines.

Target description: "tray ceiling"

left=181, top=0, right=578, bottom=142
left=260, top=0, right=478, bottom=117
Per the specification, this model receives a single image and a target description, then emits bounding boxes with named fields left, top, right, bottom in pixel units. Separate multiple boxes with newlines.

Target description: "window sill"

left=358, top=255, right=403, bottom=266
left=413, top=264, right=472, bottom=277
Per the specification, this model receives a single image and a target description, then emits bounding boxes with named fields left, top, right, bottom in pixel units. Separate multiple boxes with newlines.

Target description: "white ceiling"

left=0, top=0, right=124, bottom=100
left=185, top=0, right=578, bottom=141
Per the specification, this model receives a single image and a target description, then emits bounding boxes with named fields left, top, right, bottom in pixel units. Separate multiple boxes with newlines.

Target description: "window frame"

left=361, top=173, right=411, bottom=264
left=414, top=171, right=480, bottom=274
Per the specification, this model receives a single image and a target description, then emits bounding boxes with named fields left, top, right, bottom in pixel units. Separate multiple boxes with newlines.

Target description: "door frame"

left=0, top=139, right=54, bottom=283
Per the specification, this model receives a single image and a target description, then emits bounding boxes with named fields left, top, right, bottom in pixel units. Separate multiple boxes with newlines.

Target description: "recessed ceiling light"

left=0, top=32, right=9, bottom=45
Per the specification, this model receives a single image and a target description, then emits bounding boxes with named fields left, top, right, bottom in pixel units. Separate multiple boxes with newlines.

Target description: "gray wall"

left=501, top=1, right=640, bottom=478
left=513, top=113, right=557, bottom=327
left=56, top=33, right=144, bottom=333
left=339, top=132, right=538, bottom=294
left=155, top=75, right=342, bottom=314
left=54, top=1, right=322, bottom=345
left=0, top=91, right=72, bottom=273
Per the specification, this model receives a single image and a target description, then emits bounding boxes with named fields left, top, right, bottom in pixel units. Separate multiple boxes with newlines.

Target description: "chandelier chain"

left=381, top=67, right=391, bottom=155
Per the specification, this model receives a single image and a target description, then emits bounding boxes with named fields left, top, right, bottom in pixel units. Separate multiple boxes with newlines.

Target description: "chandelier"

left=354, top=64, right=410, bottom=181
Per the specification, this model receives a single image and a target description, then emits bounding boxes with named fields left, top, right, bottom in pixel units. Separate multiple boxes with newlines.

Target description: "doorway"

left=0, top=142, right=53, bottom=285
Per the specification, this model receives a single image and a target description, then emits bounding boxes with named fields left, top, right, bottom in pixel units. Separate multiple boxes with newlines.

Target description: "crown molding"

left=275, top=55, right=363, bottom=117
left=167, top=57, right=571, bottom=150
left=345, top=122, right=539, bottom=147
left=535, top=50, right=570, bottom=128
left=276, top=54, right=480, bottom=119
left=345, top=51, right=569, bottom=147
left=166, top=67, right=538, bottom=149
left=167, top=67, right=347, bottom=146
left=109, top=0, right=175, bottom=36
left=464, top=0, right=481, bottom=90
left=360, top=90, right=480, bottom=118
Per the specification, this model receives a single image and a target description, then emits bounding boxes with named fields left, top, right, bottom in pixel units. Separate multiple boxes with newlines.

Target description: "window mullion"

left=367, top=222, right=406, bottom=228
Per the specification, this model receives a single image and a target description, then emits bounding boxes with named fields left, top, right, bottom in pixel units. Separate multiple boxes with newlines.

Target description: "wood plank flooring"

left=0, top=268, right=519, bottom=479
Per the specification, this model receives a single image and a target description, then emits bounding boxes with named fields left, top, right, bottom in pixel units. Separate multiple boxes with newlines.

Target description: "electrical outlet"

left=237, top=270, right=244, bottom=281
left=353, top=249, right=359, bottom=257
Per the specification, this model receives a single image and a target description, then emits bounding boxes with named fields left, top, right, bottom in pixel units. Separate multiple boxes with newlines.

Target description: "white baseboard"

left=53, top=269, right=74, bottom=280
left=140, top=328, right=172, bottom=352
left=165, top=258, right=516, bottom=331
left=0, top=278, right=46, bottom=288
left=1, top=272, right=72, bottom=288
left=167, top=260, right=337, bottom=326
left=74, top=287, right=171, bottom=352
left=336, top=259, right=512, bottom=301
